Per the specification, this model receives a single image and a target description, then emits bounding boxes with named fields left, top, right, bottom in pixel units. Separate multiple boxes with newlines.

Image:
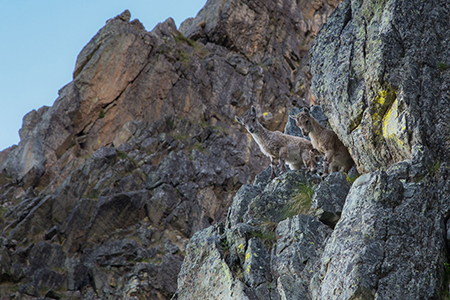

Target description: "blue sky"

left=0, top=0, right=207, bottom=151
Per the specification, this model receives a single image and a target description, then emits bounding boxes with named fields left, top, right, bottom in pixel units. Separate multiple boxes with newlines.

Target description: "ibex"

left=235, top=106, right=318, bottom=180
left=291, top=108, right=354, bottom=177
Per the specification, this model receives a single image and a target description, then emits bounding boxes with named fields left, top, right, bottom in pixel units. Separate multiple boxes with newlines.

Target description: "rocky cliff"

left=174, top=0, right=450, bottom=299
left=1, top=0, right=449, bottom=299
left=0, top=0, right=340, bottom=299
left=311, top=0, right=450, bottom=174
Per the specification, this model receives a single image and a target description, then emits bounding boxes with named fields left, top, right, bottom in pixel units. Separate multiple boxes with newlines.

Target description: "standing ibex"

left=291, top=108, right=354, bottom=177
left=235, top=106, right=318, bottom=180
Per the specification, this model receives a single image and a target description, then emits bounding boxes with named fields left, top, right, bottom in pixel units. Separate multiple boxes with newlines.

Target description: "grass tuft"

left=438, top=62, right=449, bottom=72
left=284, top=181, right=316, bottom=218
left=348, top=173, right=361, bottom=184
left=428, top=160, right=441, bottom=177
left=174, top=33, right=197, bottom=47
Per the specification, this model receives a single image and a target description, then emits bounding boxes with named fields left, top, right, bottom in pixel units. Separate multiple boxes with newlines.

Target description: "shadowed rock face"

left=310, top=0, right=450, bottom=173
left=0, top=0, right=340, bottom=298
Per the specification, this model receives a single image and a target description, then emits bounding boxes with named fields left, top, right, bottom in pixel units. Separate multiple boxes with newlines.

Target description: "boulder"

left=0, top=241, right=12, bottom=282
left=174, top=225, right=250, bottom=300
left=243, top=237, right=271, bottom=288
left=17, top=241, right=67, bottom=298
left=244, top=170, right=316, bottom=224
left=227, top=184, right=262, bottom=229
left=274, top=215, right=332, bottom=300
left=311, top=171, right=352, bottom=227
left=60, top=198, right=97, bottom=254
left=8, top=196, right=53, bottom=243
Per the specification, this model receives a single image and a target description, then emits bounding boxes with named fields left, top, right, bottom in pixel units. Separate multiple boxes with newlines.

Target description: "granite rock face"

left=313, top=167, right=450, bottom=300
left=174, top=170, right=333, bottom=300
left=173, top=0, right=450, bottom=299
left=311, top=0, right=450, bottom=173
left=174, top=147, right=450, bottom=300
left=305, top=1, right=450, bottom=296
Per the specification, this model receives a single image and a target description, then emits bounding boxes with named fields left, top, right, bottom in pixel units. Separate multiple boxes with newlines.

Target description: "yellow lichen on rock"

left=372, top=112, right=381, bottom=136
left=245, top=252, right=250, bottom=261
left=371, top=89, right=399, bottom=138
left=382, top=97, right=406, bottom=148
left=375, top=90, right=388, bottom=106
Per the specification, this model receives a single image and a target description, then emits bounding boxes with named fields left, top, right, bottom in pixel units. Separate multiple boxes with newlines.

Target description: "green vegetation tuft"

left=348, top=173, right=361, bottom=184
left=0, top=206, right=7, bottom=224
left=99, top=109, right=105, bottom=119
left=413, top=175, right=426, bottom=183
left=249, top=230, right=277, bottom=249
left=174, top=32, right=208, bottom=56
left=86, top=189, right=100, bottom=200
left=178, top=49, right=191, bottom=64
left=428, top=160, right=441, bottom=177
left=249, top=220, right=278, bottom=249
left=219, top=236, right=231, bottom=269
left=169, top=118, right=176, bottom=130
left=116, top=150, right=137, bottom=165
left=221, top=238, right=230, bottom=251
left=174, top=33, right=197, bottom=47
left=187, top=142, right=206, bottom=154
left=283, top=181, right=316, bottom=218
left=232, top=265, right=245, bottom=282
left=438, top=62, right=449, bottom=72
left=260, top=220, right=278, bottom=234
left=173, top=133, right=189, bottom=141
left=117, top=150, right=128, bottom=160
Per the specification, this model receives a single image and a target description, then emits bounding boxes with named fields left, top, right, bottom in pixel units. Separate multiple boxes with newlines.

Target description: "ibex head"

left=290, top=108, right=313, bottom=136
left=235, top=106, right=258, bottom=133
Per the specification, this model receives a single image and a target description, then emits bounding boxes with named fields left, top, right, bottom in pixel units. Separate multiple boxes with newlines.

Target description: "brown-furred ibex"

left=235, top=106, right=318, bottom=180
left=291, top=108, right=354, bottom=177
